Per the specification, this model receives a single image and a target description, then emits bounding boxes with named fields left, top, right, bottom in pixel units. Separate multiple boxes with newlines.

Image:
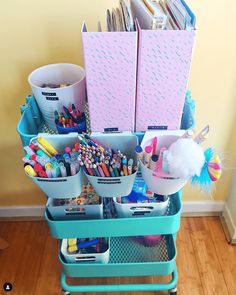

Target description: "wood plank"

left=189, top=217, right=229, bottom=295
left=0, top=222, right=33, bottom=294
left=12, top=221, right=48, bottom=295
left=206, top=217, right=236, bottom=295
left=34, top=232, right=61, bottom=295
left=176, top=218, right=204, bottom=295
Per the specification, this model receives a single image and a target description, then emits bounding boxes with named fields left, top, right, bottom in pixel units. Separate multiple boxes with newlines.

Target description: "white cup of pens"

left=28, top=63, right=86, bottom=131
left=82, top=133, right=138, bottom=198
left=138, top=132, right=189, bottom=196
left=137, top=127, right=211, bottom=195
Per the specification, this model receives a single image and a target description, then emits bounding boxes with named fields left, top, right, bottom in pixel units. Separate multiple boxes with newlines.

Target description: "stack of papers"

left=106, top=0, right=135, bottom=32
left=103, top=0, right=196, bottom=31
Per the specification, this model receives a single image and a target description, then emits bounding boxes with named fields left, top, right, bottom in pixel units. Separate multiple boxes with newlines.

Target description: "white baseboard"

left=222, top=204, right=236, bottom=243
left=0, top=201, right=225, bottom=218
left=182, top=200, right=225, bottom=216
left=0, top=206, right=45, bottom=218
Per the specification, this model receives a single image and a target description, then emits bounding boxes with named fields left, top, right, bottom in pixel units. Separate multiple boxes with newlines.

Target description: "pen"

left=135, top=145, right=144, bottom=161
left=194, top=125, right=210, bottom=144
left=149, top=154, right=159, bottom=170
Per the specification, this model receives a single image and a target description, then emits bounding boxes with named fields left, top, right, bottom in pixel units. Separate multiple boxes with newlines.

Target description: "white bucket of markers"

left=140, top=131, right=188, bottom=195
left=84, top=132, right=138, bottom=198
left=28, top=63, right=86, bottom=131
left=27, top=133, right=83, bottom=198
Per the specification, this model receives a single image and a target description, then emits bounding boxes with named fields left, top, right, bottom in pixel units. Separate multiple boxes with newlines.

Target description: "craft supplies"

left=53, top=193, right=100, bottom=207
left=66, top=238, right=108, bottom=254
left=114, top=170, right=169, bottom=218
left=61, top=238, right=110, bottom=263
left=130, top=235, right=162, bottom=247
left=77, top=133, right=137, bottom=178
left=46, top=186, right=103, bottom=221
left=23, top=137, right=79, bottom=178
left=41, top=83, right=71, bottom=88
left=54, top=104, right=86, bottom=134
left=28, top=64, right=86, bottom=131
left=23, top=133, right=136, bottom=179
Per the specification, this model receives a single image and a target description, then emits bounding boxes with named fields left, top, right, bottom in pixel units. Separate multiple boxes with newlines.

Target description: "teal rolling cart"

left=45, top=191, right=181, bottom=295
left=17, top=95, right=194, bottom=294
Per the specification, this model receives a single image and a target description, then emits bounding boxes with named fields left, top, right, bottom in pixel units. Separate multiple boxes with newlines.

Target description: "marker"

left=30, top=140, right=52, bottom=157
left=36, top=149, right=50, bottom=159
left=34, top=163, right=43, bottom=173
left=37, top=137, right=59, bottom=156
left=24, top=146, right=35, bottom=156
left=38, top=170, right=47, bottom=178
left=22, top=157, right=36, bottom=166
left=45, top=162, right=53, bottom=169
left=65, top=147, right=71, bottom=154
left=64, top=162, right=71, bottom=176
left=46, top=168, right=52, bottom=178
left=155, top=147, right=167, bottom=172
left=24, top=165, right=37, bottom=177
left=152, top=137, right=158, bottom=156
left=68, top=238, right=77, bottom=247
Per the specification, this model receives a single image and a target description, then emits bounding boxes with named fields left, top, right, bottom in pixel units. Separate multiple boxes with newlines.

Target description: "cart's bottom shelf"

left=60, top=235, right=176, bottom=278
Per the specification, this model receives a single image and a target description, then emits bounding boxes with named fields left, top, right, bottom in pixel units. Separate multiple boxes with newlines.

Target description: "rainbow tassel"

left=191, top=148, right=221, bottom=192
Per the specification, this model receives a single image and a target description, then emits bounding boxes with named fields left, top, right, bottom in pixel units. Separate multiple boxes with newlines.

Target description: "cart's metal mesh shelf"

left=109, top=236, right=169, bottom=263
left=59, top=235, right=176, bottom=278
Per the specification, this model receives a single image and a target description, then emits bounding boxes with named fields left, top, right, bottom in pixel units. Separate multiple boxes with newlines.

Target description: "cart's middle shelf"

left=45, top=191, right=182, bottom=239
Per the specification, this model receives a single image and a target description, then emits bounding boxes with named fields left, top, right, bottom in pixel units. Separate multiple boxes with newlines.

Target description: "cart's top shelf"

left=45, top=191, right=182, bottom=239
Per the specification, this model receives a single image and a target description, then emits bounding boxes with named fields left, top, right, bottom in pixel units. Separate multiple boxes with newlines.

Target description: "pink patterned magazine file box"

left=135, top=21, right=196, bottom=132
left=82, top=23, right=138, bottom=132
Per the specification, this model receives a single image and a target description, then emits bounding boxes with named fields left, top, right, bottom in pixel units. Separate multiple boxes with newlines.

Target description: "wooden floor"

left=0, top=217, right=235, bottom=295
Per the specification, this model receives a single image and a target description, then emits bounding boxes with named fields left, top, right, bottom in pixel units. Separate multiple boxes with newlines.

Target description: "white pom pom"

left=165, top=138, right=205, bottom=179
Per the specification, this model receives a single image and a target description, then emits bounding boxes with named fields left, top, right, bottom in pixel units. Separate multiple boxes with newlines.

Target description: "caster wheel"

left=169, top=287, right=177, bottom=295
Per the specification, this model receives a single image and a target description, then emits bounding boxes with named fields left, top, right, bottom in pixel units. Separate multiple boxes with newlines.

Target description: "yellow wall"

left=0, top=0, right=235, bottom=206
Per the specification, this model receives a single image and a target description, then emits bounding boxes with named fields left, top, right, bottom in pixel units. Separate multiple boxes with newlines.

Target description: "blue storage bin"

left=55, top=113, right=86, bottom=134
left=17, top=95, right=57, bottom=147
